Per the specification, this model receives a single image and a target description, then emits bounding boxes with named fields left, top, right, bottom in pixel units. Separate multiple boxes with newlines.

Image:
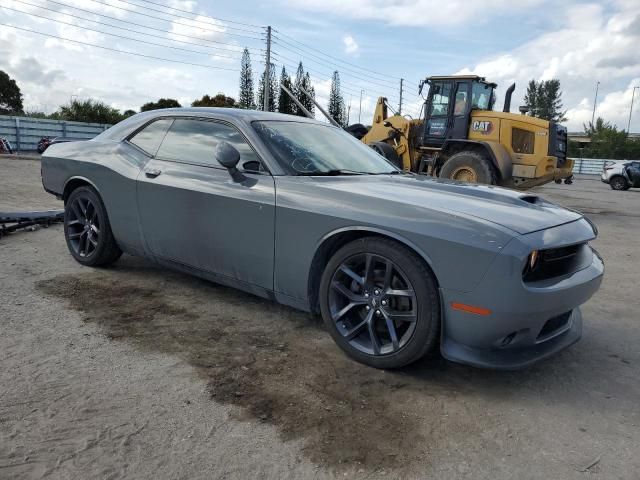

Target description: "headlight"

left=528, top=250, right=539, bottom=270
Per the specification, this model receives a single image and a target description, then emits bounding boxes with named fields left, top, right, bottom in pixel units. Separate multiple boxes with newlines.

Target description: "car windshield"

left=253, top=121, right=400, bottom=175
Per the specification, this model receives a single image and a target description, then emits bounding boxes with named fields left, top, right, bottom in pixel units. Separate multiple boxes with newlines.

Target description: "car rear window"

left=129, top=118, right=173, bottom=156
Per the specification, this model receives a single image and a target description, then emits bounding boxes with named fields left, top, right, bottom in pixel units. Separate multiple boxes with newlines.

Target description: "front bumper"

left=439, top=221, right=604, bottom=369
left=441, top=308, right=582, bottom=369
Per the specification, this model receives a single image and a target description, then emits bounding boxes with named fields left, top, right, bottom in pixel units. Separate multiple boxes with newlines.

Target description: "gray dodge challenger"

left=41, top=108, right=604, bottom=369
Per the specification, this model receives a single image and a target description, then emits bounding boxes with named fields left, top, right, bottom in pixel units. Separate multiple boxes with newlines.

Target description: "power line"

left=272, top=35, right=398, bottom=89
left=273, top=55, right=399, bottom=104
left=274, top=28, right=403, bottom=83
left=38, top=0, right=264, bottom=53
left=109, top=0, right=265, bottom=33
left=273, top=40, right=399, bottom=92
left=2, top=6, right=247, bottom=60
left=13, top=0, right=262, bottom=56
left=135, top=0, right=265, bottom=28
left=272, top=51, right=400, bottom=101
left=83, top=0, right=264, bottom=40
left=0, top=23, right=242, bottom=71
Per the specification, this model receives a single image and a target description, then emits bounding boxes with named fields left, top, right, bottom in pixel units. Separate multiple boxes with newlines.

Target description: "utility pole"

left=358, top=89, right=364, bottom=123
left=347, top=94, right=352, bottom=124
left=627, top=86, right=639, bottom=136
left=399, top=78, right=404, bottom=115
left=263, top=26, right=272, bottom=112
left=591, top=81, right=600, bottom=126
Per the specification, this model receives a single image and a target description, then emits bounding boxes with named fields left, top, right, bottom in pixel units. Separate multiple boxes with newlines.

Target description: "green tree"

left=523, top=79, right=567, bottom=122
left=328, top=71, right=346, bottom=126
left=302, top=72, right=316, bottom=117
left=277, top=66, right=294, bottom=115
left=573, top=117, right=638, bottom=159
left=192, top=93, right=236, bottom=107
left=238, top=48, right=255, bottom=109
left=256, top=63, right=277, bottom=112
left=0, top=70, right=24, bottom=114
left=140, top=98, right=181, bottom=112
left=56, top=99, right=123, bottom=124
left=292, top=63, right=315, bottom=117
left=23, top=110, right=49, bottom=119
left=123, top=109, right=137, bottom=117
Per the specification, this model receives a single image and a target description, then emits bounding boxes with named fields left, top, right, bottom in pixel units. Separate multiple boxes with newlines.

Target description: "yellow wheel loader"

left=357, top=75, right=574, bottom=189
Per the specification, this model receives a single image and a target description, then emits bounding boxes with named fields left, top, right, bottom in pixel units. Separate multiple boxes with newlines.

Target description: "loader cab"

left=420, top=76, right=496, bottom=148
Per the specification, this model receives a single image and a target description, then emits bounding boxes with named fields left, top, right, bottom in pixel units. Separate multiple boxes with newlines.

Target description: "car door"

left=423, top=80, right=453, bottom=147
left=133, top=117, right=275, bottom=290
left=629, top=161, right=640, bottom=187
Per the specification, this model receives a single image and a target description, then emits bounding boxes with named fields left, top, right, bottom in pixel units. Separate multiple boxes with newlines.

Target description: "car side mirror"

left=215, top=141, right=245, bottom=182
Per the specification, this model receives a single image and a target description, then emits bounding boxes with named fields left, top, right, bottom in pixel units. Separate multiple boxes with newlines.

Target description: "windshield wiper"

left=297, top=169, right=368, bottom=176
left=369, top=170, right=407, bottom=175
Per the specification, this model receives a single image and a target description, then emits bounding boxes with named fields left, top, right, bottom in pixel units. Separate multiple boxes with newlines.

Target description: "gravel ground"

left=1, top=157, right=639, bottom=479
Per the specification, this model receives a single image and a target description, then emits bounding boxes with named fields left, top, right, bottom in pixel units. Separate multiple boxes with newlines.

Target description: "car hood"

left=309, top=174, right=582, bottom=235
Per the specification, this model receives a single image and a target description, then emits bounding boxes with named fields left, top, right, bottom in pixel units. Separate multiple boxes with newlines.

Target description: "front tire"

left=64, top=186, right=122, bottom=267
left=609, top=176, right=629, bottom=190
left=440, top=150, right=498, bottom=185
left=319, top=237, right=440, bottom=369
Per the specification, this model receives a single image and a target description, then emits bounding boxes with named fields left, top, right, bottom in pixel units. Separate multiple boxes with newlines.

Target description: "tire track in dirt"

left=36, top=272, right=473, bottom=474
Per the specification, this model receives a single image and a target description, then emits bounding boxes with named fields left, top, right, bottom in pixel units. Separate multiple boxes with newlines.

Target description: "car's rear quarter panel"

left=41, top=140, right=148, bottom=254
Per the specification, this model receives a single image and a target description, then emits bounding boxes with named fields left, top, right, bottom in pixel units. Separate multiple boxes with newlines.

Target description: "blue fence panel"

left=0, top=115, right=111, bottom=152
left=570, top=158, right=630, bottom=175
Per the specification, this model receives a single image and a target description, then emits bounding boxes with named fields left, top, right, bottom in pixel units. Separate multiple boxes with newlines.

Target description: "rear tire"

left=319, top=237, right=440, bottom=369
left=609, top=176, right=628, bottom=190
left=440, top=150, right=497, bottom=185
left=64, top=186, right=122, bottom=267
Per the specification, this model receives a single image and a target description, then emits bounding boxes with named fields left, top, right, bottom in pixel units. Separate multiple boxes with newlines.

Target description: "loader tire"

left=369, top=142, right=403, bottom=169
left=440, top=150, right=497, bottom=185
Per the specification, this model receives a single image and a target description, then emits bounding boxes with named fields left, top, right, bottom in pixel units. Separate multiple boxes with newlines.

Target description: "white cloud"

left=169, top=15, right=226, bottom=40
left=285, top=0, right=544, bottom=27
left=455, top=2, right=640, bottom=130
left=343, top=35, right=359, bottom=56
left=168, top=0, right=197, bottom=12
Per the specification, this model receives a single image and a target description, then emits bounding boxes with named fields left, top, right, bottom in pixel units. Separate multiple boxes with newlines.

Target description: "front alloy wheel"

left=328, top=253, right=417, bottom=356
left=320, top=237, right=440, bottom=369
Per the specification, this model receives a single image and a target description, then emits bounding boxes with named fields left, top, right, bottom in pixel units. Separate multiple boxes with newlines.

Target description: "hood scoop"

left=519, top=195, right=541, bottom=205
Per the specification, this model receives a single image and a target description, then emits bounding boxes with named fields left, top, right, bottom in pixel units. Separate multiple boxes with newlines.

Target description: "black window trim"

left=125, top=115, right=271, bottom=175
left=125, top=117, right=174, bottom=158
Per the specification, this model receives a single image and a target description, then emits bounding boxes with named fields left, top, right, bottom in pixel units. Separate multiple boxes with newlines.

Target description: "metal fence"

left=571, top=158, right=625, bottom=175
left=0, top=115, right=111, bottom=152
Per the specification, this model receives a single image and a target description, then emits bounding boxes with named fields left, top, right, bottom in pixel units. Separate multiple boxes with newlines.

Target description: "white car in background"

left=601, top=160, right=640, bottom=190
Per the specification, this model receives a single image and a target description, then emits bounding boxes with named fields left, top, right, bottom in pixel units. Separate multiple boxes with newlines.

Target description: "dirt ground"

left=1, top=156, right=639, bottom=479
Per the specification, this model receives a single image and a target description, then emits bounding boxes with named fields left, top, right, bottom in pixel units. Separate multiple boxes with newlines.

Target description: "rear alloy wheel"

left=610, top=176, right=629, bottom=191
left=440, top=150, right=497, bottom=185
left=64, top=186, right=122, bottom=266
left=320, top=237, right=440, bottom=369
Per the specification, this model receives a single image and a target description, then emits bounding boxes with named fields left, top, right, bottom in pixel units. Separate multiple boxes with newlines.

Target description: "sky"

left=1, top=0, right=639, bottom=132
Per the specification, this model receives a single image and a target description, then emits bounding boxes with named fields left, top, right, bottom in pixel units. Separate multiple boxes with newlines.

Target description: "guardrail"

left=570, top=158, right=629, bottom=175
left=0, top=115, right=111, bottom=152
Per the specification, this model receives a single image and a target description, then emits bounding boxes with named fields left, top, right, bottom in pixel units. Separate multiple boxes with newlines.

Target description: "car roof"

left=97, top=107, right=324, bottom=141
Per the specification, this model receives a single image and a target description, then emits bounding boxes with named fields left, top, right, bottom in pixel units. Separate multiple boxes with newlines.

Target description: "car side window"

left=155, top=118, right=262, bottom=171
left=129, top=118, right=173, bottom=156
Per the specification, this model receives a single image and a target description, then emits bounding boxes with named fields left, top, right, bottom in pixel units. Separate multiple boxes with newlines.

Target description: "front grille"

left=537, top=311, right=572, bottom=341
left=523, top=243, right=587, bottom=282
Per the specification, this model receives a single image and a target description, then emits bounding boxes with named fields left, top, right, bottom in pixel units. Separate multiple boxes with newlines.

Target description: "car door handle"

left=144, top=168, right=162, bottom=178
